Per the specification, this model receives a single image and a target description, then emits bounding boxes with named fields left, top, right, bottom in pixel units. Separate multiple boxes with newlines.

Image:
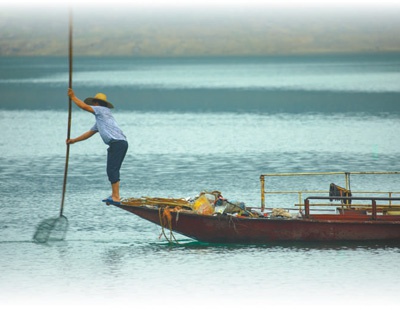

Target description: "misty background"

left=1, top=4, right=400, bottom=57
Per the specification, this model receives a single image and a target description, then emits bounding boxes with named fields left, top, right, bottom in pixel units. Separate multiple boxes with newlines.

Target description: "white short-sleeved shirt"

left=90, top=106, right=127, bottom=145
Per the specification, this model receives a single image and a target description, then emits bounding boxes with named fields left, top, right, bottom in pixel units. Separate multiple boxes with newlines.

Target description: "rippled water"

left=1, top=55, right=400, bottom=308
left=1, top=110, right=400, bottom=308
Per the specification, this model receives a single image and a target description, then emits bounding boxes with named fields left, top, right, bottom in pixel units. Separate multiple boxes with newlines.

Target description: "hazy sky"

left=1, top=0, right=399, bottom=56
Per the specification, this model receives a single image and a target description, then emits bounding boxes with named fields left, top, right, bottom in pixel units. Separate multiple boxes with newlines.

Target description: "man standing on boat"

left=67, top=88, right=128, bottom=204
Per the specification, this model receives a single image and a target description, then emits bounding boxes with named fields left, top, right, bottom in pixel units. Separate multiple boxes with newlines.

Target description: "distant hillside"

left=1, top=5, right=400, bottom=56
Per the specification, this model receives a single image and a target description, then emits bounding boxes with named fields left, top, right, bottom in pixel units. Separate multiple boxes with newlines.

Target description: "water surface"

left=1, top=55, right=400, bottom=309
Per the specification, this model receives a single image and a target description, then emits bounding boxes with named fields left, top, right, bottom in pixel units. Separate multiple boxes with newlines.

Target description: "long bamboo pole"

left=60, top=9, right=73, bottom=217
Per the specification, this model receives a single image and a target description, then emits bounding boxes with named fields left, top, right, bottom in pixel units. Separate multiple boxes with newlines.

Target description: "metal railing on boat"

left=260, top=171, right=400, bottom=213
left=304, top=196, right=400, bottom=219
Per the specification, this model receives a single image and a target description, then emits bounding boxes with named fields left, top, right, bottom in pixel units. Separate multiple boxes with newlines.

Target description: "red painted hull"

left=116, top=204, right=400, bottom=243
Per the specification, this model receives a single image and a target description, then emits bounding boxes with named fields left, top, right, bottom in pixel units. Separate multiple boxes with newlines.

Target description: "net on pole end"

left=33, top=215, right=69, bottom=243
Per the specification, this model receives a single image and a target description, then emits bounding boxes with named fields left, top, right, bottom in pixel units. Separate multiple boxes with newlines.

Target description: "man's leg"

left=111, top=181, right=120, bottom=202
left=107, top=141, right=128, bottom=202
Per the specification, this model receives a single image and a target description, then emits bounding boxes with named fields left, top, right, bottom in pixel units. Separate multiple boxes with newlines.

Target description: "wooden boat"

left=107, top=171, right=400, bottom=243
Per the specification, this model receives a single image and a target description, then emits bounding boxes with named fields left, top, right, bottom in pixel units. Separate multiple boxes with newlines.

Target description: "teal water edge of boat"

left=105, top=171, right=400, bottom=244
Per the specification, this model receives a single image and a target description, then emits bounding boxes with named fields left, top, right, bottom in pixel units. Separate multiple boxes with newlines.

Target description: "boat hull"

left=116, top=204, right=400, bottom=243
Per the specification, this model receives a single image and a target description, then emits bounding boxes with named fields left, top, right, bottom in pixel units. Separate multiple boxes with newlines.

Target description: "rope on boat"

left=123, top=197, right=194, bottom=244
left=158, top=206, right=180, bottom=244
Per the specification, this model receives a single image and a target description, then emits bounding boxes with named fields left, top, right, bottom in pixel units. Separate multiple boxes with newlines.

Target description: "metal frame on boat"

left=107, top=171, right=400, bottom=243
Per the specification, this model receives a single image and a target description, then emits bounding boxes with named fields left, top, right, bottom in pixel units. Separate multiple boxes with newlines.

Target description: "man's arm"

left=67, top=130, right=97, bottom=144
left=68, top=88, right=94, bottom=113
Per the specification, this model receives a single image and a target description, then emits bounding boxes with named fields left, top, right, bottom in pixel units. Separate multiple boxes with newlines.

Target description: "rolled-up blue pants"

left=107, top=140, right=128, bottom=184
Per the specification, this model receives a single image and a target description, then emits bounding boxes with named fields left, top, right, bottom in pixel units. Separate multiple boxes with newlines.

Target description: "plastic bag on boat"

left=223, top=201, right=246, bottom=214
left=192, top=194, right=214, bottom=215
